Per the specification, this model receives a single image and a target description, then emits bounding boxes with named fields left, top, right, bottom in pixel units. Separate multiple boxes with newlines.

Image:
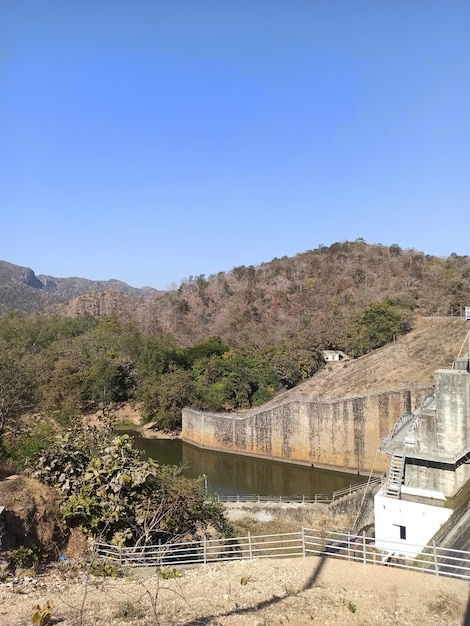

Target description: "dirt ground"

left=0, top=553, right=468, bottom=626
left=1, top=496, right=467, bottom=626
left=2, top=317, right=469, bottom=624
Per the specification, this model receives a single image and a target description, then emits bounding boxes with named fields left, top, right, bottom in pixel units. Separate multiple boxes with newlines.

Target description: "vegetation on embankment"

left=0, top=298, right=412, bottom=441
left=0, top=411, right=233, bottom=565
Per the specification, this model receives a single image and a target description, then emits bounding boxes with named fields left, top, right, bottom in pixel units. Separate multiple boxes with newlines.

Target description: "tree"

left=32, top=413, right=231, bottom=545
left=350, top=300, right=411, bottom=355
left=0, top=344, right=35, bottom=437
left=389, top=243, right=402, bottom=257
left=141, top=369, right=199, bottom=430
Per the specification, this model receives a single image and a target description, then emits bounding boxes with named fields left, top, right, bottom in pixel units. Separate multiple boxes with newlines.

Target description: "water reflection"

left=128, top=431, right=366, bottom=497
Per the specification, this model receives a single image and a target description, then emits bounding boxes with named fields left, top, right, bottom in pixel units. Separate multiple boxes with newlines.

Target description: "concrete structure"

left=374, top=489, right=452, bottom=553
left=375, top=343, right=470, bottom=555
left=322, top=350, right=350, bottom=362
left=182, top=385, right=431, bottom=475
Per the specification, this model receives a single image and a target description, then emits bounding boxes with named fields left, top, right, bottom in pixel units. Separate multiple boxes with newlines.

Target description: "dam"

left=182, top=385, right=432, bottom=475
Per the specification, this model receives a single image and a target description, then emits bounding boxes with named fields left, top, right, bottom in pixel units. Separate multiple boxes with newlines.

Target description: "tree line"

left=0, top=297, right=411, bottom=441
left=0, top=298, right=412, bottom=551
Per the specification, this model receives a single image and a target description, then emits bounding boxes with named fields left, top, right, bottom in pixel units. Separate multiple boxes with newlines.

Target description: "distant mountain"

left=0, top=260, right=157, bottom=315
left=1, top=242, right=469, bottom=350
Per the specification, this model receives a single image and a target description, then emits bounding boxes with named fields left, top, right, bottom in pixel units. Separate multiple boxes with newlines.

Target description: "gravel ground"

left=1, top=554, right=468, bottom=626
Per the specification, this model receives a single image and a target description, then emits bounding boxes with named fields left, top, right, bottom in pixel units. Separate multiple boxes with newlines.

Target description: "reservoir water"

left=129, top=431, right=366, bottom=497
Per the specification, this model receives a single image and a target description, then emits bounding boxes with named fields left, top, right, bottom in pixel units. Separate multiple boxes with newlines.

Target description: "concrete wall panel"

left=182, top=385, right=431, bottom=474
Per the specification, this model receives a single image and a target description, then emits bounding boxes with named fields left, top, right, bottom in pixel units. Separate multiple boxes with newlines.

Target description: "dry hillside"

left=272, top=317, right=470, bottom=404
left=35, top=242, right=470, bottom=348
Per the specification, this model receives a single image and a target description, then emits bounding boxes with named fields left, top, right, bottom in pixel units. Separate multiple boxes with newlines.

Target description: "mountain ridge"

left=2, top=242, right=469, bottom=350
left=0, top=260, right=158, bottom=314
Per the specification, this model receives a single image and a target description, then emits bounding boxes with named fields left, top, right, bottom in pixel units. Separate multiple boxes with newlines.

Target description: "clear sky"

left=1, top=1, right=469, bottom=289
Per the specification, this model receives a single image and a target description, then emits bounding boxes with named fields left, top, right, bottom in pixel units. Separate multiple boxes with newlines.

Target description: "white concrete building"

left=322, top=350, right=350, bottom=362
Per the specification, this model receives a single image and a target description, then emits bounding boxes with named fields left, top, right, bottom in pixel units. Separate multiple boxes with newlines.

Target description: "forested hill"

left=1, top=241, right=470, bottom=352
left=0, top=260, right=157, bottom=314
left=57, top=241, right=469, bottom=350
left=1, top=241, right=469, bottom=433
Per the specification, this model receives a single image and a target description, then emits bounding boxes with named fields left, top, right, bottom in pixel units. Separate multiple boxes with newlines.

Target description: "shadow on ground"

left=182, top=554, right=327, bottom=626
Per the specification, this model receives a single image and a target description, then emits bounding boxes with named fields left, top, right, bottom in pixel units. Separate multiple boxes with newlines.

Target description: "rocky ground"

left=0, top=499, right=468, bottom=626
left=0, top=553, right=468, bottom=626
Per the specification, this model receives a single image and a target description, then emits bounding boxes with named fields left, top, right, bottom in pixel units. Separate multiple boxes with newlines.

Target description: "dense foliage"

left=0, top=312, right=328, bottom=433
left=4, top=241, right=461, bottom=435
left=32, top=413, right=231, bottom=545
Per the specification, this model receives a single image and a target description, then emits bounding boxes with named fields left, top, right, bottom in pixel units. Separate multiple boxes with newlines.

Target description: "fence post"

left=301, top=527, right=306, bottom=558
left=433, top=541, right=439, bottom=576
left=203, top=536, right=207, bottom=565
left=248, top=531, right=252, bottom=559
left=363, top=531, right=367, bottom=565
left=302, top=494, right=305, bottom=504
left=347, top=532, right=350, bottom=561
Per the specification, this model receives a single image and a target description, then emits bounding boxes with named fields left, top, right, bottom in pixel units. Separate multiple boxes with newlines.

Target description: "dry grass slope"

left=289, top=317, right=470, bottom=402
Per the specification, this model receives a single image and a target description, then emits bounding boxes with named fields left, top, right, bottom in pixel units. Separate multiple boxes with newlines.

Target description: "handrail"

left=214, top=494, right=332, bottom=504
left=96, top=526, right=470, bottom=581
left=210, top=480, right=383, bottom=505
left=380, top=394, right=434, bottom=453
left=332, top=478, right=382, bottom=500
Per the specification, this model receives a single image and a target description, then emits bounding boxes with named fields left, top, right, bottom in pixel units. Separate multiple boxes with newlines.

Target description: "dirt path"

left=1, top=555, right=468, bottom=625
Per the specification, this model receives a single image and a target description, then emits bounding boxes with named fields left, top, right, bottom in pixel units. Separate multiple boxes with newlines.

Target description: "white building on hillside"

left=322, top=350, right=350, bottom=362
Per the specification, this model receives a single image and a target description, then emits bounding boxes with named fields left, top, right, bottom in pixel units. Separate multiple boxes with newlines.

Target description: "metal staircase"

left=385, top=453, right=405, bottom=498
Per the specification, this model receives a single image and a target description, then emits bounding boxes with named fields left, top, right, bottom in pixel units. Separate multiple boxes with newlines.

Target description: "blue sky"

left=1, top=1, right=469, bottom=289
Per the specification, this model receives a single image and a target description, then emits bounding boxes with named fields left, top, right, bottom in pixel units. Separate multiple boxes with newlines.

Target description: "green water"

left=128, top=431, right=366, bottom=497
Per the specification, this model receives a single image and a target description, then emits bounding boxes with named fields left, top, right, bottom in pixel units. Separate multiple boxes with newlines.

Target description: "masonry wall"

left=182, top=386, right=431, bottom=475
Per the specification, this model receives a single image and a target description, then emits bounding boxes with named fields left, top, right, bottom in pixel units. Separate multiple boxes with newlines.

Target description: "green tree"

left=0, top=344, right=35, bottom=437
left=33, top=416, right=231, bottom=545
left=141, top=369, right=199, bottom=430
left=137, top=335, right=183, bottom=379
left=351, top=300, right=411, bottom=355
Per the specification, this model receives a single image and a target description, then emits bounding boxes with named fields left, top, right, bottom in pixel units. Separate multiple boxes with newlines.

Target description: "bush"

left=114, top=601, right=145, bottom=621
left=32, top=411, right=232, bottom=545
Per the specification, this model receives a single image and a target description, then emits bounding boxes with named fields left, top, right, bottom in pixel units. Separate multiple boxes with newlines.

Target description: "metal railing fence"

left=96, top=527, right=470, bottom=581
left=331, top=477, right=382, bottom=499
left=215, top=493, right=331, bottom=504
left=212, top=477, right=382, bottom=504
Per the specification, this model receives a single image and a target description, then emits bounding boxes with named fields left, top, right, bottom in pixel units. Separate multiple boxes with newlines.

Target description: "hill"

left=0, top=260, right=157, bottom=315
left=2, top=242, right=470, bottom=351
left=294, top=316, right=470, bottom=401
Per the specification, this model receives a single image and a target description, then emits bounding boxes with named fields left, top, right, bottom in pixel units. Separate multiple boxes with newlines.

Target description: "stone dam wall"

left=182, top=385, right=432, bottom=475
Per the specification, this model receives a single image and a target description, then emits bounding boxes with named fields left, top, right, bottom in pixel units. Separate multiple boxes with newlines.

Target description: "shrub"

left=114, top=601, right=145, bottom=621
left=32, top=411, right=232, bottom=546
